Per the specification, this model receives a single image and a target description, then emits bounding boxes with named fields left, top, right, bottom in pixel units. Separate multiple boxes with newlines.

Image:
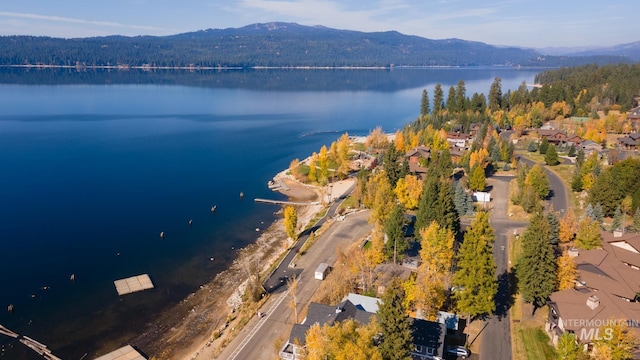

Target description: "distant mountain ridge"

left=536, top=41, right=640, bottom=61
left=0, top=22, right=632, bottom=68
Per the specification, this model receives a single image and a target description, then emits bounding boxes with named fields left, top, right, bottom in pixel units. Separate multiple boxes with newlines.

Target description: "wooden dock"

left=114, top=274, right=154, bottom=296
left=94, top=345, right=146, bottom=360
left=0, top=324, right=61, bottom=360
left=254, top=198, right=320, bottom=206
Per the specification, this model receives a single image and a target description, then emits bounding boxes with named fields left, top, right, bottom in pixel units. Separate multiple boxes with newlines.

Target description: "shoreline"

left=119, top=173, right=324, bottom=359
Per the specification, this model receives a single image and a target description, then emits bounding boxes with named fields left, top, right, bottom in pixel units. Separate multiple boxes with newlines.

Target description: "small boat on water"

left=211, top=205, right=217, bottom=213
left=160, top=231, right=165, bottom=239
left=189, top=219, right=193, bottom=226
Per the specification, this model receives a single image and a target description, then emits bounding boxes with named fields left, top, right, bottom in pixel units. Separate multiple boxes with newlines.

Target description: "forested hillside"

left=0, top=22, right=631, bottom=68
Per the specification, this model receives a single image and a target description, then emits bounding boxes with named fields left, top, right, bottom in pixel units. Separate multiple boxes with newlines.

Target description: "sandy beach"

left=120, top=172, right=352, bottom=359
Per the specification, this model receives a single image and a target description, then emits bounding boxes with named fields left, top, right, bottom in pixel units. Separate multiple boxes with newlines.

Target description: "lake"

left=0, top=67, right=540, bottom=359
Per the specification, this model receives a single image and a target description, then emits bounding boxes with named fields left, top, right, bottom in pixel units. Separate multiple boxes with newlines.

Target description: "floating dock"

left=94, top=345, right=146, bottom=360
left=254, top=198, right=320, bottom=206
left=114, top=274, right=154, bottom=296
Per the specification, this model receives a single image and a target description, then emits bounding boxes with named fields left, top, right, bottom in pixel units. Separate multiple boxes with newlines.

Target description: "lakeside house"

left=546, top=230, right=640, bottom=355
left=279, top=293, right=449, bottom=360
left=405, top=146, right=431, bottom=177
left=618, top=133, right=640, bottom=150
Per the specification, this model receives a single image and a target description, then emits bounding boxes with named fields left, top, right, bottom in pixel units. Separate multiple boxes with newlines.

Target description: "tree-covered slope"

left=0, top=22, right=631, bottom=68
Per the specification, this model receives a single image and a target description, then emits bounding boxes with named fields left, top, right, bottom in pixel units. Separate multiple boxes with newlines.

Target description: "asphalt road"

left=221, top=210, right=372, bottom=360
left=519, top=157, right=569, bottom=213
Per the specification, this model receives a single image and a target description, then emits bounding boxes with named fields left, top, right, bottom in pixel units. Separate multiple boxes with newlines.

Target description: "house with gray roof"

left=279, top=294, right=448, bottom=360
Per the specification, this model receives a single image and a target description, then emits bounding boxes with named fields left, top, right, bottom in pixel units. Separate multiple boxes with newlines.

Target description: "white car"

left=447, top=346, right=471, bottom=358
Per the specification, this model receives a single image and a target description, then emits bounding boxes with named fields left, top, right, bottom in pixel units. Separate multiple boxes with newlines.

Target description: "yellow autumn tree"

left=557, top=254, right=577, bottom=290
left=394, top=130, right=406, bottom=152
left=559, top=208, right=577, bottom=243
left=414, top=222, right=454, bottom=319
left=318, top=145, right=330, bottom=185
left=407, top=129, right=422, bottom=150
left=284, top=206, right=298, bottom=240
left=432, top=129, right=450, bottom=150
left=469, top=148, right=490, bottom=170
left=308, top=152, right=318, bottom=182
left=336, top=132, right=351, bottom=177
left=363, top=171, right=395, bottom=227
left=394, top=174, right=423, bottom=210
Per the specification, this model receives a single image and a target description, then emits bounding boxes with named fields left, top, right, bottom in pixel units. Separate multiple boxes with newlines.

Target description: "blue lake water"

left=0, top=68, right=539, bottom=359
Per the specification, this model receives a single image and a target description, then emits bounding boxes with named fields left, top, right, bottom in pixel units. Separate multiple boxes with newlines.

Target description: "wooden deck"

left=94, top=345, right=146, bottom=360
left=114, top=274, right=154, bottom=296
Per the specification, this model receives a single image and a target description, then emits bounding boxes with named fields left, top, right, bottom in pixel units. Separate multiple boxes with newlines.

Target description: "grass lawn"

left=519, top=328, right=557, bottom=360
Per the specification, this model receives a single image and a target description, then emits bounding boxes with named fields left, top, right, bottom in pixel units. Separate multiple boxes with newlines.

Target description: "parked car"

left=447, top=346, right=470, bottom=358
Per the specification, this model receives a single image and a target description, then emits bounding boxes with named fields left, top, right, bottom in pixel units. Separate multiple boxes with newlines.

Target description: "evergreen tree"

left=385, top=203, right=407, bottom=263
left=416, top=175, right=439, bottom=235
left=571, top=166, right=583, bottom=192
left=452, top=211, right=497, bottom=319
left=527, top=140, right=538, bottom=152
left=516, top=212, right=557, bottom=309
left=567, top=144, right=576, bottom=157
left=432, top=84, right=444, bottom=114
left=466, top=192, right=475, bottom=215
left=632, top=208, right=640, bottom=233
left=378, top=279, right=413, bottom=360
left=539, top=137, right=550, bottom=154
left=384, top=142, right=402, bottom=186
left=584, top=203, right=594, bottom=220
left=545, top=144, right=560, bottom=166
left=455, top=79, right=467, bottom=112
left=611, top=205, right=623, bottom=232
left=436, top=177, right=460, bottom=234
left=454, top=181, right=468, bottom=217
left=416, top=174, right=459, bottom=234
left=576, top=148, right=585, bottom=168
left=446, top=86, right=456, bottom=113
left=488, top=77, right=502, bottom=112
left=420, top=89, right=430, bottom=116
left=593, top=203, right=604, bottom=224
left=547, top=210, right=560, bottom=245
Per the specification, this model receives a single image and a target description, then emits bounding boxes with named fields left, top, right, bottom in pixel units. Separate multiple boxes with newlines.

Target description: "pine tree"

left=378, top=279, right=413, bottom=360
left=611, top=205, right=623, bottom=232
left=488, top=77, right=502, bottom=112
left=567, top=144, right=576, bottom=157
left=545, top=144, right=560, bottom=166
left=420, top=89, right=430, bottom=116
left=416, top=175, right=439, bottom=234
left=516, top=212, right=557, bottom=308
left=539, top=137, right=549, bottom=154
left=593, top=203, right=604, bottom=224
left=576, top=148, right=585, bottom=168
left=385, top=203, right=407, bottom=263
left=454, top=181, right=468, bottom=217
left=571, top=166, right=583, bottom=192
left=416, top=175, right=459, bottom=235
left=547, top=210, right=560, bottom=245
left=436, top=177, right=460, bottom=234
left=452, top=211, right=497, bottom=319
left=527, top=140, right=538, bottom=153
left=584, top=203, right=594, bottom=220
left=432, top=84, right=444, bottom=114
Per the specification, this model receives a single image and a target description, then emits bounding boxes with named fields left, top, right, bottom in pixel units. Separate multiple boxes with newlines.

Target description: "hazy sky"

left=0, top=0, right=638, bottom=48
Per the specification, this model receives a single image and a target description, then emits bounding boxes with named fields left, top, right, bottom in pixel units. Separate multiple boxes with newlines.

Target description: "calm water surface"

left=0, top=68, right=539, bottom=359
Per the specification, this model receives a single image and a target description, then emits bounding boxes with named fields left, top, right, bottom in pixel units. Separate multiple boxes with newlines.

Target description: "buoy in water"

left=211, top=205, right=217, bottom=213
left=189, top=219, right=193, bottom=226
left=8, top=304, right=14, bottom=313
left=160, top=231, right=165, bottom=239
left=70, top=273, right=76, bottom=282
left=240, top=191, right=244, bottom=198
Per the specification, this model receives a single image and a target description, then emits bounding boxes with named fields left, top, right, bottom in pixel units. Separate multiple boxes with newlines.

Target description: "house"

left=618, top=133, right=640, bottom=150
left=565, top=134, right=583, bottom=146
left=626, top=106, right=640, bottom=131
left=279, top=294, right=447, bottom=360
left=405, top=146, right=431, bottom=176
left=546, top=231, right=640, bottom=354
left=580, top=140, right=603, bottom=155
left=446, top=132, right=473, bottom=149
left=538, top=129, right=569, bottom=145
